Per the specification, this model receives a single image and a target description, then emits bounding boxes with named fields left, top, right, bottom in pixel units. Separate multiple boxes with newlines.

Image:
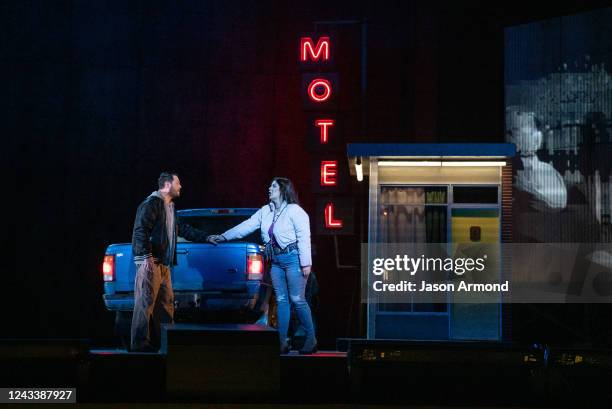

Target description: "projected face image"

left=506, top=107, right=567, bottom=211
left=505, top=109, right=542, bottom=156
left=505, top=7, right=612, bottom=243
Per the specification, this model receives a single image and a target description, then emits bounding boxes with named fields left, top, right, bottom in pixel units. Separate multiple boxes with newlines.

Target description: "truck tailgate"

left=173, top=242, right=247, bottom=292
left=107, top=243, right=136, bottom=292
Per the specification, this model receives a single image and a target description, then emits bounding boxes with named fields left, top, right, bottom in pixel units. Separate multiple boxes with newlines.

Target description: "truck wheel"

left=252, top=307, right=270, bottom=326
left=246, top=281, right=273, bottom=325
left=115, top=311, right=132, bottom=350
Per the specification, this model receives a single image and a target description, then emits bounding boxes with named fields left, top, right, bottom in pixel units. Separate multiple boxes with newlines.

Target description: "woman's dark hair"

left=272, top=177, right=299, bottom=205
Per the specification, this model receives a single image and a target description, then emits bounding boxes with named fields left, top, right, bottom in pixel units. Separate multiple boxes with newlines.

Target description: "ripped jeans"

left=270, top=249, right=315, bottom=346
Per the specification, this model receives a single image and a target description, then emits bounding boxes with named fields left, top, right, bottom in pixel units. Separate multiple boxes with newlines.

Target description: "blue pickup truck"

left=102, top=208, right=272, bottom=345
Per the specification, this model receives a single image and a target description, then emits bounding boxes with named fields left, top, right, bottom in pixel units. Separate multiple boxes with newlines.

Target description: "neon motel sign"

left=300, top=36, right=343, bottom=229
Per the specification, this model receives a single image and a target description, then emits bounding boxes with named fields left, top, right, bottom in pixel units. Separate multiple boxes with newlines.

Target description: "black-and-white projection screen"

left=505, top=8, right=612, bottom=244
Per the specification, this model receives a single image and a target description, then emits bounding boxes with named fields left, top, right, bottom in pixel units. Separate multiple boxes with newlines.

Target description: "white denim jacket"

left=221, top=202, right=312, bottom=267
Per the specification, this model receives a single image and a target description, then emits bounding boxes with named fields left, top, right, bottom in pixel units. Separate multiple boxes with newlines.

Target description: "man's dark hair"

left=272, top=177, right=300, bottom=204
left=158, top=172, right=178, bottom=189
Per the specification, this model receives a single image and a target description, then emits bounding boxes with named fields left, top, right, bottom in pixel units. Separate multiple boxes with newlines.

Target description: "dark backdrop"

left=7, top=0, right=610, bottom=347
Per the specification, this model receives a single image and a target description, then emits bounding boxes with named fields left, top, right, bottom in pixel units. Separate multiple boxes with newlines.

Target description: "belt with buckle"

left=272, top=242, right=299, bottom=255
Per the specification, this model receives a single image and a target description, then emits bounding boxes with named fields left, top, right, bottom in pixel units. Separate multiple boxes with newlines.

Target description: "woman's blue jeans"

left=270, top=250, right=316, bottom=346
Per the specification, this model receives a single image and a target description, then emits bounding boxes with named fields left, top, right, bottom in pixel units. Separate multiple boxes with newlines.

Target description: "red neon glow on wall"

left=325, top=203, right=343, bottom=228
left=307, top=79, right=332, bottom=102
left=315, top=119, right=335, bottom=143
left=321, top=161, right=338, bottom=186
left=300, top=36, right=331, bottom=62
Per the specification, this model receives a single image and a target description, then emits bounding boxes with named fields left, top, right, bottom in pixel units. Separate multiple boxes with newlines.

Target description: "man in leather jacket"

left=131, top=171, right=210, bottom=352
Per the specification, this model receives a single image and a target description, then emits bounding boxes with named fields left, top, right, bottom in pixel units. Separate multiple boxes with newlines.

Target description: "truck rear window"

left=178, top=215, right=261, bottom=244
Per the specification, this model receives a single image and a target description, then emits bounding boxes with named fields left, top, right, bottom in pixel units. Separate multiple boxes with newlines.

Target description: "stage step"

left=162, top=323, right=280, bottom=401
left=88, top=349, right=165, bottom=402
left=281, top=351, right=348, bottom=402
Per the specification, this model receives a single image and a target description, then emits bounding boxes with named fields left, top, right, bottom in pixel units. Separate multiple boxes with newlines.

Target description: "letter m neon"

left=300, top=36, right=330, bottom=62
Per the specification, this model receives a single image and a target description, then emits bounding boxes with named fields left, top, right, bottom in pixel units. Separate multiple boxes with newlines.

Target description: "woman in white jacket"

left=207, top=177, right=316, bottom=354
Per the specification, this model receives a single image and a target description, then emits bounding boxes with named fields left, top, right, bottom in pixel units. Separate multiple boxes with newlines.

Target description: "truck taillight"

left=247, top=254, right=263, bottom=280
left=103, top=255, right=115, bottom=282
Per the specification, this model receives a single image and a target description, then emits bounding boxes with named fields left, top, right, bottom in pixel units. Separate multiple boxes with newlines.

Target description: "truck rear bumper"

left=103, top=282, right=271, bottom=313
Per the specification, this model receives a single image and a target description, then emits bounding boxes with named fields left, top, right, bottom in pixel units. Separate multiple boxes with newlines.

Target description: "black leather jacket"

left=132, top=193, right=209, bottom=266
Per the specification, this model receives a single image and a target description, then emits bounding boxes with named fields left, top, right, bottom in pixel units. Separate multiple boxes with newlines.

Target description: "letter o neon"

left=308, top=79, right=332, bottom=102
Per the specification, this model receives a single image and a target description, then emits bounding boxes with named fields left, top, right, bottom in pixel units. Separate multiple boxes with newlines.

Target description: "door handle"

left=176, top=249, right=189, bottom=255
left=227, top=268, right=238, bottom=273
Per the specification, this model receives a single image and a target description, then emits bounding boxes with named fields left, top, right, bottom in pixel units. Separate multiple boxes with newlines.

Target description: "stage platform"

left=88, top=347, right=348, bottom=403
left=3, top=324, right=612, bottom=406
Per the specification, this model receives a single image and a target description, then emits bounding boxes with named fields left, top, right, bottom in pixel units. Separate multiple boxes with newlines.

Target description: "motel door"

left=373, top=184, right=501, bottom=341
left=449, top=185, right=501, bottom=341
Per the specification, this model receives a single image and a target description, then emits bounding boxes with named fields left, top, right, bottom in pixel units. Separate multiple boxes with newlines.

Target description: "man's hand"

left=206, top=234, right=225, bottom=245
left=145, top=257, right=156, bottom=272
left=301, top=265, right=311, bottom=277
